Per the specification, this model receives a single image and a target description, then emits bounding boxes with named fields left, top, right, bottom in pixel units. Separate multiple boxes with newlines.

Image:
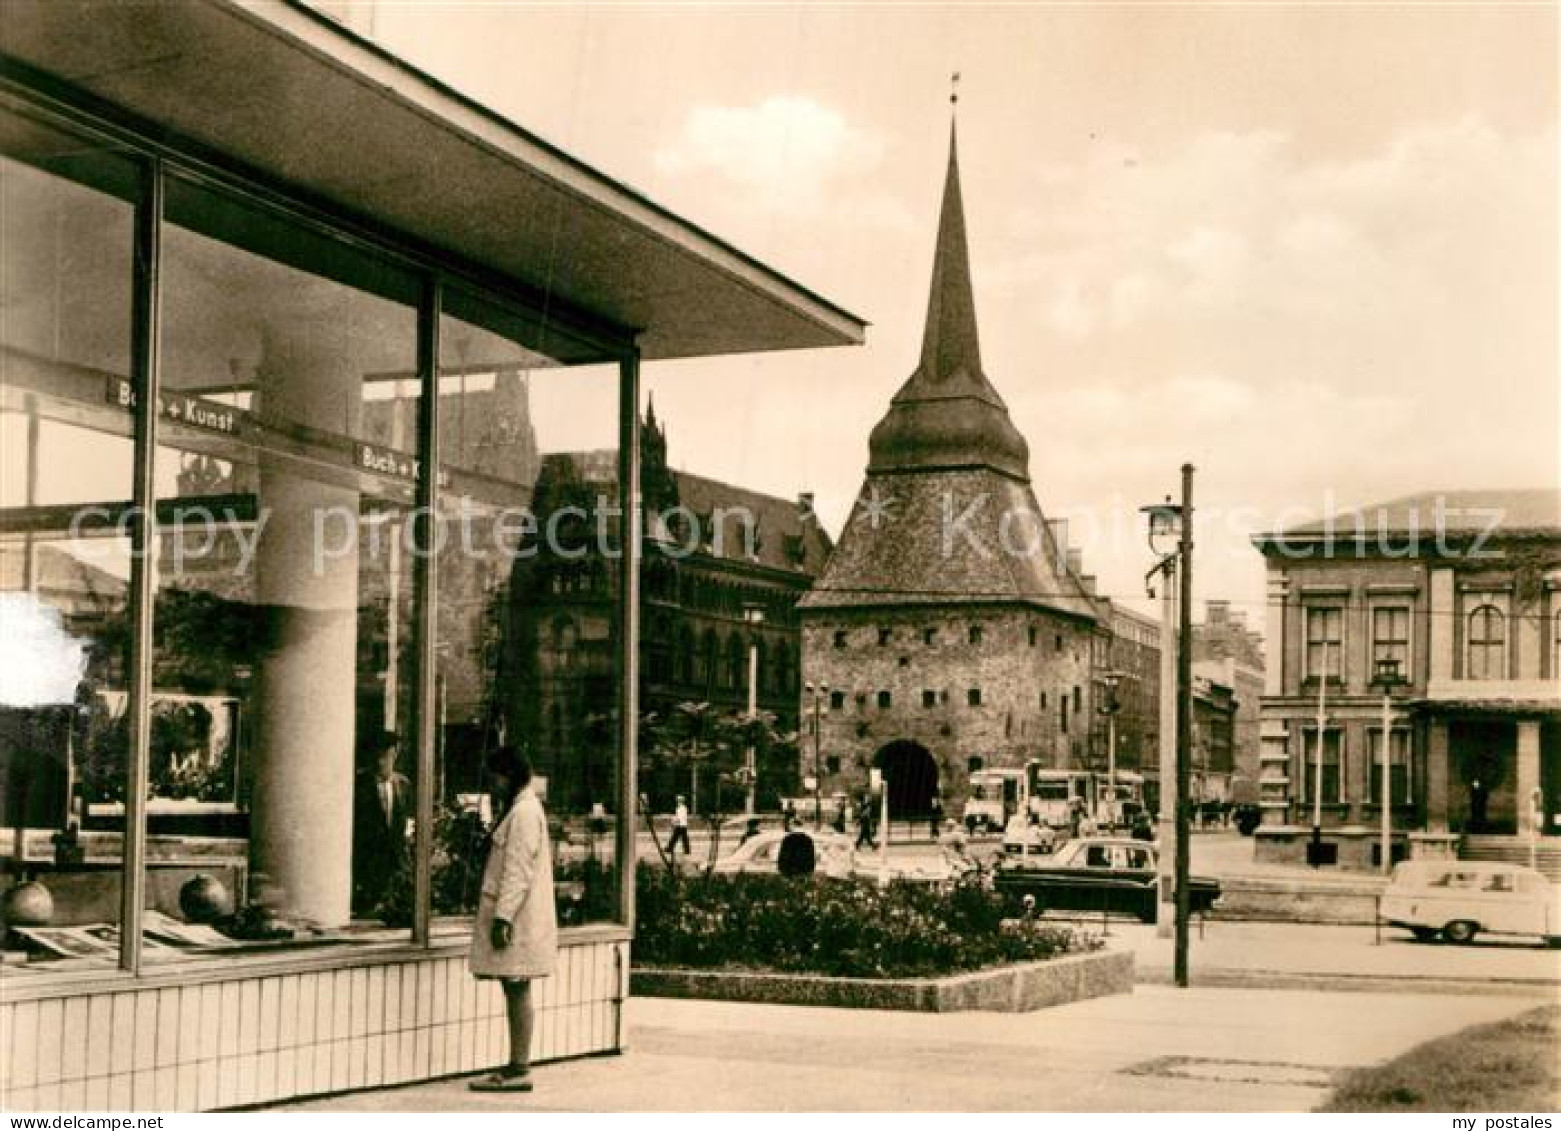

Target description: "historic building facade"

left=505, top=404, right=831, bottom=813
left=800, top=125, right=1101, bottom=817
left=1097, top=602, right=1162, bottom=783
left=1192, top=600, right=1266, bottom=805
left=1253, top=489, right=1561, bottom=869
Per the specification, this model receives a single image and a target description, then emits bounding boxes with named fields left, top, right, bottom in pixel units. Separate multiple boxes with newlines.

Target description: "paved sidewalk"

left=280, top=986, right=1545, bottom=1112
left=1084, top=919, right=1561, bottom=991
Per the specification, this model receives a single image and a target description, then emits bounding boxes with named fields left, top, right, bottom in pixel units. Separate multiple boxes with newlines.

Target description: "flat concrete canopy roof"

left=0, top=0, right=866, bottom=363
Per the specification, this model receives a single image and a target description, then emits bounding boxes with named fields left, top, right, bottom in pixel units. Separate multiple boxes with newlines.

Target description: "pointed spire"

left=866, top=96, right=1031, bottom=482
left=915, top=117, right=983, bottom=388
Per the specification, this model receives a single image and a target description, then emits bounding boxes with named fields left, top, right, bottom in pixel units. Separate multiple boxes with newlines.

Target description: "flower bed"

left=634, top=867, right=1099, bottom=979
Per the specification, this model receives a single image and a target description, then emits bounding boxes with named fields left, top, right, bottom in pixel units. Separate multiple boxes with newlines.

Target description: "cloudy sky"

left=371, top=2, right=1557, bottom=632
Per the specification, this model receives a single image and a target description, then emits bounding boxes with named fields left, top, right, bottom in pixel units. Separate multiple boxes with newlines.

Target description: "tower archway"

left=873, top=740, right=939, bottom=817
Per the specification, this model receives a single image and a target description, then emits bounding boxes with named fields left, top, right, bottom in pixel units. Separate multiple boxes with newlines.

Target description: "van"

left=1379, top=860, right=1561, bottom=946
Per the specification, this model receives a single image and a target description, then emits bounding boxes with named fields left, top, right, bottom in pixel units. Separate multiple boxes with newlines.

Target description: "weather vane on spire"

left=950, top=71, right=961, bottom=106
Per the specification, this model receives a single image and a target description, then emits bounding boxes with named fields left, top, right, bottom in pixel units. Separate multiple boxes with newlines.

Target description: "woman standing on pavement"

left=468, top=745, right=558, bottom=1092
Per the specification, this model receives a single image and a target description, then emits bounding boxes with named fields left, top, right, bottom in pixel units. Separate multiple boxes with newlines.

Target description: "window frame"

left=1369, top=604, right=1411, bottom=680
left=0, top=86, right=642, bottom=978
left=1366, top=726, right=1413, bottom=806
left=1465, top=603, right=1506, bottom=680
left=1303, top=604, right=1345, bottom=684
left=1300, top=726, right=1346, bottom=805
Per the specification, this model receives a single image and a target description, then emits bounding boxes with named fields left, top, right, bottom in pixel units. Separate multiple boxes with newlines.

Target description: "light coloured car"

left=712, top=828, right=964, bottom=884
left=1379, top=860, right=1561, bottom=946
left=711, top=828, right=858, bottom=878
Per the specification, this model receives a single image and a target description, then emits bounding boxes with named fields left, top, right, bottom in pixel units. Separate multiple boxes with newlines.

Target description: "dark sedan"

left=994, top=836, right=1222, bottom=923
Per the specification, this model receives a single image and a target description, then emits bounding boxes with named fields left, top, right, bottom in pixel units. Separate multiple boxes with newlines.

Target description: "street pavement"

left=279, top=984, right=1548, bottom=1112
left=1060, top=918, right=1560, bottom=992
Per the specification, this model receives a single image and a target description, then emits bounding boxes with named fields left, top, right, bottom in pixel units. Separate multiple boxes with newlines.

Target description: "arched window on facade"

left=700, top=629, right=719, bottom=689
left=676, top=624, right=696, bottom=685
left=725, top=632, right=746, bottom=690
left=646, top=613, right=671, bottom=678
left=551, top=615, right=578, bottom=668
left=1466, top=604, right=1506, bottom=680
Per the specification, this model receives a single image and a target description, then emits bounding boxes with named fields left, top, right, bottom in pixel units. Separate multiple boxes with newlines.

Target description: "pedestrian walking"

left=468, top=745, right=557, bottom=1093
left=928, top=795, right=943, bottom=839
left=854, top=795, right=876, bottom=850
left=668, top=795, right=691, bottom=855
left=782, top=799, right=797, bottom=831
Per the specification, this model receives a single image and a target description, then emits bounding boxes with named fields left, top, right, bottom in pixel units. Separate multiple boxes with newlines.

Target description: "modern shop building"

left=0, top=0, right=862, bottom=1110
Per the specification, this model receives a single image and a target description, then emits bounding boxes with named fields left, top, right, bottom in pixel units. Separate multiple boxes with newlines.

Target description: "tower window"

left=923, top=627, right=938, bottom=646
left=1028, top=626, right=1038, bottom=647
left=967, top=688, right=982, bottom=707
left=877, top=690, right=892, bottom=709
left=833, top=629, right=848, bottom=649
left=922, top=689, right=937, bottom=709
left=829, top=690, right=846, bottom=711
left=878, top=627, right=892, bottom=646
left=968, top=625, right=983, bottom=645
left=1054, top=634, right=1063, bottom=652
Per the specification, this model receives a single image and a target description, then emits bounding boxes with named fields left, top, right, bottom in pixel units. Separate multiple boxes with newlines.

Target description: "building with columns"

left=799, top=122, right=1101, bottom=818
left=1252, top=489, right=1561, bottom=870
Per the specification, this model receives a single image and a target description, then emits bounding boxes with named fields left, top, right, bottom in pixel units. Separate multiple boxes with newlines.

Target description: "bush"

left=635, top=866, right=1097, bottom=979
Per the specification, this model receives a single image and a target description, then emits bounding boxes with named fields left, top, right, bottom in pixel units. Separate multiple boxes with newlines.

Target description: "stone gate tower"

left=799, top=121, right=1101, bottom=817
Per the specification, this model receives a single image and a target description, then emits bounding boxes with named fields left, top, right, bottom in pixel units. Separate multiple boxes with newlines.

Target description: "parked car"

left=712, top=829, right=963, bottom=884
left=1379, top=860, right=1561, bottom=946
left=993, top=836, right=1221, bottom=922
left=712, top=828, right=858, bottom=878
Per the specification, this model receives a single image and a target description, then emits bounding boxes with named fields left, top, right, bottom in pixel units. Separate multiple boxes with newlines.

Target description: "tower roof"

left=867, top=122, right=1031, bottom=482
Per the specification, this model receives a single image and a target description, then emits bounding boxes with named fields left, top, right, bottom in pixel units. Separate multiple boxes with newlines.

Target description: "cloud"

left=995, top=117, right=1555, bottom=358
left=654, top=95, right=894, bottom=219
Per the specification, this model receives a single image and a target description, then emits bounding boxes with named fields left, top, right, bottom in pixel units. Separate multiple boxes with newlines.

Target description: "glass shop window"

left=0, top=108, right=138, bottom=968
left=435, top=288, right=619, bottom=926
left=146, top=174, right=422, bottom=951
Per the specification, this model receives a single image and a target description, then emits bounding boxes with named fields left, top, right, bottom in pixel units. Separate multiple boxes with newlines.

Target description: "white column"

left=1517, top=719, right=1541, bottom=838
left=250, top=315, right=363, bottom=928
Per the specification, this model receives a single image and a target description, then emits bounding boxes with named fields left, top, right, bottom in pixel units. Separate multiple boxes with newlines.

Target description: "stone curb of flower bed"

left=632, top=947, right=1132, bottom=1013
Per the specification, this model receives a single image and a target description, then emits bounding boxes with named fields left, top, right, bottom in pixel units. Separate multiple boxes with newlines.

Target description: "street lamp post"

left=1141, top=464, right=1195, bottom=988
left=805, top=681, right=828, bottom=828
left=742, top=603, right=764, bottom=816
left=1310, top=641, right=1330, bottom=867
left=1098, top=670, right=1124, bottom=829
left=1371, top=657, right=1407, bottom=875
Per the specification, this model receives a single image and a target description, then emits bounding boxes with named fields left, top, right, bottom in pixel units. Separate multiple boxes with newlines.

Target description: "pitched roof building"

left=800, top=121, right=1102, bottom=818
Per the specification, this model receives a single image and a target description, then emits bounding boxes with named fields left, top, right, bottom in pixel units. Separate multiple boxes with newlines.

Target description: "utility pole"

left=1174, top=463, right=1194, bottom=989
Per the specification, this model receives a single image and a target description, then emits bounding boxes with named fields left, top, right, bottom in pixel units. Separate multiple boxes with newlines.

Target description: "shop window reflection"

left=152, top=174, right=420, bottom=946
left=434, top=296, right=620, bottom=927
left=0, top=111, right=136, bottom=967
